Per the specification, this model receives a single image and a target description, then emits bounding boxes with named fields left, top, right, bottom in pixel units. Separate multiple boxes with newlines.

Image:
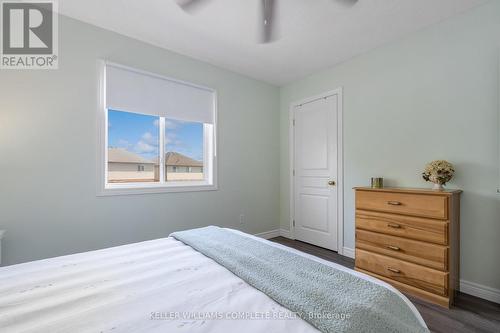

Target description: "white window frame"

left=97, top=61, right=218, bottom=196
left=498, top=55, right=500, bottom=195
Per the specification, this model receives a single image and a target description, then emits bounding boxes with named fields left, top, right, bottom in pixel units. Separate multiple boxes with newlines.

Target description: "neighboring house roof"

left=166, top=152, right=203, bottom=167
left=152, top=152, right=203, bottom=167
left=108, top=148, right=155, bottom=164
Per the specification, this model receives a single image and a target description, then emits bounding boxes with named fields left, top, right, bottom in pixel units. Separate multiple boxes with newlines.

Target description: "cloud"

left=165, top=137, right=179, bottom=145
left=142, top=132, right=154, bottom=143
left=165, top=132, right=178, bottom=145
left=130, top=132, right=159, bottom=155
left=153, top=119, right=159, bottom=127
left=117, top=139, right=130, bottom=148
left=166, top=119, right=188, bottom=129
left=141, top=132, right=158, bottom=146
left=134, top=141, right=156, bottom=154
left=165, top=120, right=178, bottom=129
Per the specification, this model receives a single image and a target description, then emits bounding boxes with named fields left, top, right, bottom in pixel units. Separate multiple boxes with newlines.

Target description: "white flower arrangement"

left=422, top=160, right=455, bottom=190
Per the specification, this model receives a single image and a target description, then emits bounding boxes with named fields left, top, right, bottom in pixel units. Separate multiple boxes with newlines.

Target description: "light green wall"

left=0, top=1, right=498, bottom=294
left=280, top=1, right=500, bottom=290
left=0, top=15, right=280, bottom=265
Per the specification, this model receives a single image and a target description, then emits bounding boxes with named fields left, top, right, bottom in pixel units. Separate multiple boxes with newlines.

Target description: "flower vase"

left=433, top=183, right=444, bottom=190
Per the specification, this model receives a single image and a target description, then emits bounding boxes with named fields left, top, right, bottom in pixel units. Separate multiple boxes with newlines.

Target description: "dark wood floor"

left=270, top=236, right=500, bottom=333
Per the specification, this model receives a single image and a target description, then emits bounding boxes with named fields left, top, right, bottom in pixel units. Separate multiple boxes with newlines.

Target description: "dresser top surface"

left=354, top=187, right=462, bottom=196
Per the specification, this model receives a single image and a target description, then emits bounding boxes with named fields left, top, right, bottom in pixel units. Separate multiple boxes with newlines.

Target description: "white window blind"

left=105, top=63, right=215, bottom=124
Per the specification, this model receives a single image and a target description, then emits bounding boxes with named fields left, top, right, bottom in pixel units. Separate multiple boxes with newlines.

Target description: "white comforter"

left=0, top=230, right=426, bottom=333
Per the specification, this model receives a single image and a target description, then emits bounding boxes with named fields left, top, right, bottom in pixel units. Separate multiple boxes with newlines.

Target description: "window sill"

left=98, top=182, right=218, bottom=196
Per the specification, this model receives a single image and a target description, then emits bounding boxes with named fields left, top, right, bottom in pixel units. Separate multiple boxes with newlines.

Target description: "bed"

left=0, top=227, right=428, bottom=333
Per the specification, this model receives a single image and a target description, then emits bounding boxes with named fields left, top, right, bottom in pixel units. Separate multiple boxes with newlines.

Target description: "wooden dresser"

left=354, top=187, right=461, bottom=308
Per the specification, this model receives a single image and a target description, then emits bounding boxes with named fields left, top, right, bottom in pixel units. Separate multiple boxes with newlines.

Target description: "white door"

left=293, top=95, right=338, bottom=251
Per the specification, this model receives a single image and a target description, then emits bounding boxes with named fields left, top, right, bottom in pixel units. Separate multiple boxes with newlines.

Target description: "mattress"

left=0, top=229, right=426, bottom=332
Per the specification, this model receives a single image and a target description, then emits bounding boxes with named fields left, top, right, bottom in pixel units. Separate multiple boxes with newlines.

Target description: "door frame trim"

left=288, top=87, right=344, bottom=255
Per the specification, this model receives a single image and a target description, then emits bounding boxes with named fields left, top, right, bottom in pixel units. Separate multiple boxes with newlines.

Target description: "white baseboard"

left=342, top=247, right=355, bottom=259
left=279, top=228, right=292, bottom=239
left=254, top=229, right=281, bottom=240
left=460, top=279, right=500, bottom=304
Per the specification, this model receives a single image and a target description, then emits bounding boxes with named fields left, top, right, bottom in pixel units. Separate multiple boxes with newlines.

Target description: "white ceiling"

left=58, top=0, right=488, bottom=86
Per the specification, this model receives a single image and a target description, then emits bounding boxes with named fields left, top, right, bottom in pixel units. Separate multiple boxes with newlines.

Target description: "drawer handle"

left=387, top=201, right=402, bottom=206
left=387, top=267, right=401, bottom=273
left=386, top=245, right=400, bottom=251
left=387, top=223, right=401, bottom=229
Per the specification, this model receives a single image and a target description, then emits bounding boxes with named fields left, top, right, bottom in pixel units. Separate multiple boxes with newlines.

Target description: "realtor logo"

left=1, top=0, right=58, bottom=69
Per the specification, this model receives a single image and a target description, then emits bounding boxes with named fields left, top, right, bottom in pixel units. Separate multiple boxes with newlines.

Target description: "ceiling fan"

left=175, top=0, right=359, bottom=44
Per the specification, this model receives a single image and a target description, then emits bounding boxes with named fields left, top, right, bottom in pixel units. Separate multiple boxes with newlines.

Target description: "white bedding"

left=0, top=229, right=426, bottom=332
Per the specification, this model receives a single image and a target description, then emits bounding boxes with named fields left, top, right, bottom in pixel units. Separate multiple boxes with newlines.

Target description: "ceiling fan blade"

left=175, top=0, right=210, bottom=13
left=260, top=0, right=276, bottom=44
left=333, top=0, right=358, bottom=8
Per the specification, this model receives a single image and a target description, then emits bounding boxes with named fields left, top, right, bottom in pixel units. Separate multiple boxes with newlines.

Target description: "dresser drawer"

left=356, top=210, right=448, bottom=245
left=355, top=249, right=448, bottom=296
left=356, top=190, right=448, bottom=219
left=356, top=229, right=447, bottom=271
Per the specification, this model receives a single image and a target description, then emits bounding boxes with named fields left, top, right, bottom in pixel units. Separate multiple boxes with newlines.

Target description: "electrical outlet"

left=239, top=214, right=245, bottom=225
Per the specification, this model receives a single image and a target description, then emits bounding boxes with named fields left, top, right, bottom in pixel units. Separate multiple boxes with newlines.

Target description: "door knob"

left=328, top=180, right=336, bottom=186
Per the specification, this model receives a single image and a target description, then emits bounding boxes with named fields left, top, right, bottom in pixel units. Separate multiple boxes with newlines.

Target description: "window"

left=165, top=119, right=204, bottom=182
left=99, top=62, right=217, bottom=195
left=107, top=110, right=159, bottom=183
